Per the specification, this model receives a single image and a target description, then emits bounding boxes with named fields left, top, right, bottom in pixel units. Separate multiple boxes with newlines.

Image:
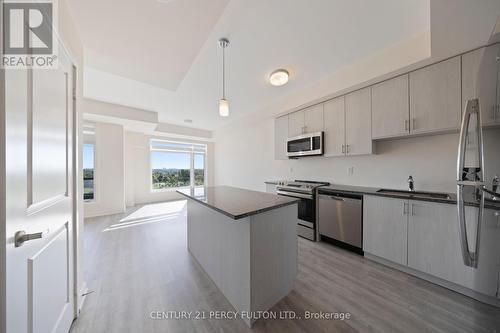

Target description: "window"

left=83, top=124, right=96, bottom=201
left=150, top=139, right=207, bottom=190
left=83, top=143, right=95, bottom=200
left=194, top=153, right=205, bottom=186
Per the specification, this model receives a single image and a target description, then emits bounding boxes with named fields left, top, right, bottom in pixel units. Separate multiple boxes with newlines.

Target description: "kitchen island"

left=176, top=186, right=299, bottom=327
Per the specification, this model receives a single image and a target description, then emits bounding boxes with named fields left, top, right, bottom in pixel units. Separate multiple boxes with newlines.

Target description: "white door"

left=462, top=46, right=499, bottom=126
left=5, top=46, right=75, bottom=333
left=323, top=96, right=345, bottom=157
left=363, top=196, right=408, bottom=265
left=345, top=87, right=373, bottom=155
left=303, top=104, right=324, bottom=133
left=288, top=110, right=305, bottom=137
left=274, top=115, right=288, bottom=160
left=409, top=56, right=462, bottom=134
left=371, top=75, right=410, bottom=139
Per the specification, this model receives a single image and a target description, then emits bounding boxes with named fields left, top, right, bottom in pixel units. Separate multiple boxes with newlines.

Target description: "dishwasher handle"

left=319, top=193, right=362, bottom=202
left=320, top=195, right=345, bottom=202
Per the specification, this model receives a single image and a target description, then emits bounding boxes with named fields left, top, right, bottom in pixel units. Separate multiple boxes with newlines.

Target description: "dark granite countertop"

left=176, top=186, right=299, bottom=220
left=317, top=184, right=500, bottom=211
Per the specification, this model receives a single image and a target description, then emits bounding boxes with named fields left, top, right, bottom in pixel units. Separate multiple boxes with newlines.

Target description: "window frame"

left=149, top=139, right=207, bottom=192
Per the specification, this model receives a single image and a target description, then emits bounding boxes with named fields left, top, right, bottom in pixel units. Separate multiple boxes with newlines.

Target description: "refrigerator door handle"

left=457, top=185, right=484, bottom=268
left=456, top=99, right=484, bottom=268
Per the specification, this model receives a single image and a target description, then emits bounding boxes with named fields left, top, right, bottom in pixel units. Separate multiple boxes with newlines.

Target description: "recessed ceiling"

left=67, top=0, right=229, bottom=90
left=72, top=0, right=430, bottom=131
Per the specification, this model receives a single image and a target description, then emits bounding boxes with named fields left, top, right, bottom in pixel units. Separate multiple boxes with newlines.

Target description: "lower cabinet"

left=363, top=196, right=408, bottom=266
left=364, top=195, right=500, bottom=297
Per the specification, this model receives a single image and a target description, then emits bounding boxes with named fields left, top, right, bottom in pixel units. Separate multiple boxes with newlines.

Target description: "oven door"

left=276, top=190, right=315, bottom=228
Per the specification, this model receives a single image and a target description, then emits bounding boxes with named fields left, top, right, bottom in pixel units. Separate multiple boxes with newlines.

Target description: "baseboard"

left=365, top=253, right=500, bottom=308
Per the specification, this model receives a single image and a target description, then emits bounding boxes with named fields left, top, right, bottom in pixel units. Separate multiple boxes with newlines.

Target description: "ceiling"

left=67, top=0, right=229, bottom=90
left=69, top=0, right=430, bottom=131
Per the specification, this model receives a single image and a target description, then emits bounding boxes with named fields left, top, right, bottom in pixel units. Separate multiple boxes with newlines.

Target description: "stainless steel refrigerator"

left=457, top=14, right=500, bottom=282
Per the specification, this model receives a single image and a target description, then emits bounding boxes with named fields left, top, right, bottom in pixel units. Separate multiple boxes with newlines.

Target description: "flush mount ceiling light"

left=218, top=38, right=230, bottom=117
left=269, top=69, right=289, bottom=86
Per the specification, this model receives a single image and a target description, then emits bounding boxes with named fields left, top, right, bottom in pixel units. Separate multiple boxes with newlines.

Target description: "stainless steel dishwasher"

left=318, top=191, right=363, bottom=252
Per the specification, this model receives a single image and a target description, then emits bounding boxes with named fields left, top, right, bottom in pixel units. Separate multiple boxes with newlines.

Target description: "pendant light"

left=218, top=38, right=229, bottom=117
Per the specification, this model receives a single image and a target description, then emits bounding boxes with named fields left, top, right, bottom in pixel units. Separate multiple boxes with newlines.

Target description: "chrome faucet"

left=408, top=175, right=414, bottom=192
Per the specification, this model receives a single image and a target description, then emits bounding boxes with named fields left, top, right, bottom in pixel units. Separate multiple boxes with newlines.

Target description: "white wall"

left=84, top=122, right=126, bottom=217
left=124, top=131, right=215, bottom=206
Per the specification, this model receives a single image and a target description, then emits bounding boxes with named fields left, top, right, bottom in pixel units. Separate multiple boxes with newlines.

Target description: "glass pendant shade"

left=219, top=98, right=229, bottom=117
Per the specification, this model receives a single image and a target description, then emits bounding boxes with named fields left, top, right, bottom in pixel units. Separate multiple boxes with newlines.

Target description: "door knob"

left=14, top=230, right=46, bottom=247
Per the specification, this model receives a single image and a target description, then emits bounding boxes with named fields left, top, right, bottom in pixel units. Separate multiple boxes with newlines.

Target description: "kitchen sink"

left=376, top=189, right=451, bottom=200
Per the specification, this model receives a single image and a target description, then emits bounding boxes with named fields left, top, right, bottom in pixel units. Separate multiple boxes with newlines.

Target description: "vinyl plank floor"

left=70, top=200, right=500, bottom=333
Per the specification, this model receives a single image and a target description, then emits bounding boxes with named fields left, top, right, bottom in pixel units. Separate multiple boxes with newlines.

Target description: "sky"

left=152, top=152, right=204, bottom=170
left=83, top=145, right=205, bottom=170
left=83, top=144, right=94, bottom=169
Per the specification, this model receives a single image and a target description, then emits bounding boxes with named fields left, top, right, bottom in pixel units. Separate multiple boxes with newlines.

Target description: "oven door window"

left=297, top=198, right=315, bottom=223
left=287, top=138, right=311, bottom=153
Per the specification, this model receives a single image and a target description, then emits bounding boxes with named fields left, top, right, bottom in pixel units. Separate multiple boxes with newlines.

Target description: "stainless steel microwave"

left=286, top=132, right=324, bottom=158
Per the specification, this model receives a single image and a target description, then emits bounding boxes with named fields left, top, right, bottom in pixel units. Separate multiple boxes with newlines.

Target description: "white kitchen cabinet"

left=323, top=97, right=345, bottom=157
left=265, top=183, right=277, bottom=193
left=407, top=201, right=500, bottom=297
left=462, top=45, right=499, bottom=126
left=304, top=104, right=324, bottom=133
left=371, top=75, right=410, bottom=139
left=288, top=105, right=324, bottom=137
left=409, top=56, right=462, bottom=134
left=288, top=110, right=304, bottom=137
left=345, top=87, right=373, bottom=155
left=274, top=115, right=288, bottom=160
left=363, top=196, right=408, bottom=266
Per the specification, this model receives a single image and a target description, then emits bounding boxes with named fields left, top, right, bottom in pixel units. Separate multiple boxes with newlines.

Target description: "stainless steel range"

left=276, top=180, right=330, bottom=241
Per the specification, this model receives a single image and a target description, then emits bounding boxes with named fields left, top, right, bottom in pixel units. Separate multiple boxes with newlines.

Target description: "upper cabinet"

left=409, top=56, right=462, bottom=134
left=324, top=91, right=373, bottom=157
left=324, top=97, right=345, bottom=157
left=288, top=104, right=324, bottom=137
left=462, top=45, right=500, bottom=126
left=371, top=75, right=410, bottom=139
left=304, top=104, right=324, bottom=133
left=345, top=87, right=373, bottom=155
left=274, top=45, right=500, bottom=160
left=288, top=110, right=305, bottom=137
left=274, top=115, right=288, bottom=160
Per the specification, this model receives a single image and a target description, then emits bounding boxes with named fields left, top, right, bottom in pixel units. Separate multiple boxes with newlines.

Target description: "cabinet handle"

left=411, top=203, right=416, bottom=216
left=346, top=145, right=350, bottom=154
left=496, top=104, right=499, bottom=122
left=342, top=144, right=345, bottom=154
left=404, top=119, right=409, bottom=131
left=403, top=202, right=408, bottom=215
left=491, top=105, right=496, bottom=121
left=412, top=118, right=416, bottom=131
